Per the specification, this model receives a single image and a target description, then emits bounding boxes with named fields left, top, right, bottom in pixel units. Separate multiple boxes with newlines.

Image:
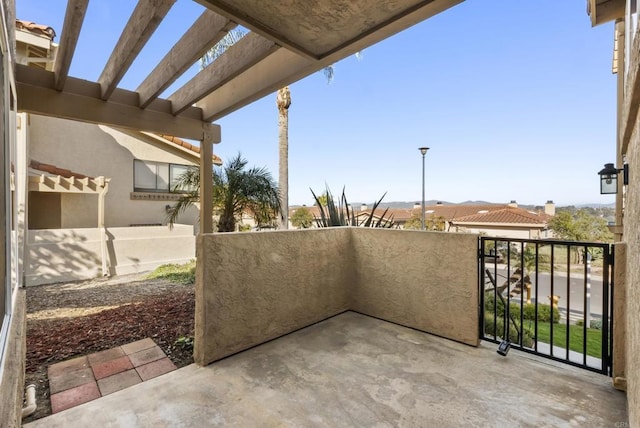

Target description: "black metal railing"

left=479, top=237, right=613, bottom=376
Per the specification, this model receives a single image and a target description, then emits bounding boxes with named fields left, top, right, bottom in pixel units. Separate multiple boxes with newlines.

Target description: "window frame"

left=133, top=159, right=195, bottom=193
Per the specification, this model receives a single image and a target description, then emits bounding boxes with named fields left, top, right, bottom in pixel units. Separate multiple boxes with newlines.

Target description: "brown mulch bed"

left=23, top=274, right=195, bottom=423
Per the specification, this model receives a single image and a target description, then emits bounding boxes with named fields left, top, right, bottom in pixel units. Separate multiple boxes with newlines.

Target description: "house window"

left=133, top=160, right=194, bottom=193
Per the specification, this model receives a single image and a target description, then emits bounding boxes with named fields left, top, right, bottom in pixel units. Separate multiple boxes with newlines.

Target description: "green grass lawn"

left=526, top=321, right=604, bottom=358
left=146, top=260, right=196, bottom=284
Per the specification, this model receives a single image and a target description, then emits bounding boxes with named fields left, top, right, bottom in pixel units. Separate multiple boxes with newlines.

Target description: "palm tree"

left=276, top=86, right=291, bottom=229
left=167, top=153, right=281, bottom=232
left=201, top=31, right=349, bottom=230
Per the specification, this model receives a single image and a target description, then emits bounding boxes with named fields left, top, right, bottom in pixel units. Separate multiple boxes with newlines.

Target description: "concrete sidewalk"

left=25, top=312, right=627, bottom=427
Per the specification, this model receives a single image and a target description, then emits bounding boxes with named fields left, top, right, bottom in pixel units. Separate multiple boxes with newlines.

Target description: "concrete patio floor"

left=25, top=311, right=627, bottom=427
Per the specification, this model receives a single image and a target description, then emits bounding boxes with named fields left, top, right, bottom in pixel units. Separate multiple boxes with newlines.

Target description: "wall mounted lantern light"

left=598, top=163, right=629, bottom=194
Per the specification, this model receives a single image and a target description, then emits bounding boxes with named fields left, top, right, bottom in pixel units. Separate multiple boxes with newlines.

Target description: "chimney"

left=413, top=202, right=421, bottom=209
left=360, top=203, right=367, bottom=211
left=508, top=200, right=518, bottom=208
left=544, top=200, right=555, bottom=216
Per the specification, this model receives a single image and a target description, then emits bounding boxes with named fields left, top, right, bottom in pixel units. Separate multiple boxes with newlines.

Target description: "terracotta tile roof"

left=16, top=19, right=56, bottom=40
left=417, top=204, right=505, bottom=221
left=290, top=204, right=551, bottom=227
left=156, top=134, right=223, bottom=165
left=29, top=160, right=92, bottom=179
left=453, top=207, right=548, bottom=225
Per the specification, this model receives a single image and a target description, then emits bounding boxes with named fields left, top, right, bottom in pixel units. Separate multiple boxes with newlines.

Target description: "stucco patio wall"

left=194, top=228, right=354, bottom=365
left=26, top=224, right=195, bottom=285
left=351, top=229, right=480, bottom=346
left=195, top=228, right=480, bottom=366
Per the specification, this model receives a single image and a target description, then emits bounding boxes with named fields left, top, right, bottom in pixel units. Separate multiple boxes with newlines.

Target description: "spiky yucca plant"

left=310, top=186, right=395, bottom=228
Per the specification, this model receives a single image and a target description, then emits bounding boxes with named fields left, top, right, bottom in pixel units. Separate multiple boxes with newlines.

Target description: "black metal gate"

left=479, top=237, right=613, bottom=376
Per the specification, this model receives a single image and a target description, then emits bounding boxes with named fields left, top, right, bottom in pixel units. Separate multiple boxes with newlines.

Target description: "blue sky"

left=18, top=1, right=616, bottom=206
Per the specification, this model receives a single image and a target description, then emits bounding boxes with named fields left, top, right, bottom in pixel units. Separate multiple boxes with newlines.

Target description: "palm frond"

left=166, top=152, right=280, bottom=232
left=323, top=65, right=334, bottom=84
left=200, top=29, right=247, bottom=69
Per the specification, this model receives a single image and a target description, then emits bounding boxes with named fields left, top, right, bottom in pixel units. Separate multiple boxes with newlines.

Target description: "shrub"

left=483, top=313, right=535, bottom=348
left=484, top=293, right=559, bottom=323
left=522, top=303, right=560, bottom=324
left=589, top=319, right=603, bottom=330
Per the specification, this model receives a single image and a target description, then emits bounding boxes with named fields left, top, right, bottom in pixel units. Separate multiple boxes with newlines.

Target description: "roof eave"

left=588, top=0, right=625, bottom=27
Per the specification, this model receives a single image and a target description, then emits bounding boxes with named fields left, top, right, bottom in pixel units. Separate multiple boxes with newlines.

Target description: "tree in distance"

left=290, top=207, right=314, bottom=229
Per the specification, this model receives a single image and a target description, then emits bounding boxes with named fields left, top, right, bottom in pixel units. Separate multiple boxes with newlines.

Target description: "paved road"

left=483, top=265, right=609, bottom=319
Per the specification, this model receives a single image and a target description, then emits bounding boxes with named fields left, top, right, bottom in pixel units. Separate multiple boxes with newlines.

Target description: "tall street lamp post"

left=419, top=147, right=429, bottom=230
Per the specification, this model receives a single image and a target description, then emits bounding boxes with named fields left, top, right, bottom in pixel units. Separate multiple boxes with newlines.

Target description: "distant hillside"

left=292, top=201, right=615, bottom=210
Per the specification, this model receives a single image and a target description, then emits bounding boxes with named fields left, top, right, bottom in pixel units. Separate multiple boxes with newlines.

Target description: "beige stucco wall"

left=351, top=229, right=479, bottom=346
left=195, top=228, right=480, bottom=366
left=194, top=228, right=354, bottom=366
left=0, top=290, right=26, bottom=428
left=26, top=224, right=196, bottom=285
left=27, top=114, right=199, bottom=228
left=624, top=103, right=640, bottom=425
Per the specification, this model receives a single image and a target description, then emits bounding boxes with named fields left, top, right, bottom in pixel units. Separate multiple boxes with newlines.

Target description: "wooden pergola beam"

left=168, top=32, right=278, bottom=115
left=16, top=64, right=219, bottom=142
left=53, top=0, right=89, bottom=91
left=97, top=0, right=175, bottom=100
left=137, top=10, right=237, bottom=108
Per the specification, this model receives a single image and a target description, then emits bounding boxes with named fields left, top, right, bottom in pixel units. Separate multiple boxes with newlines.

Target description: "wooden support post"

left=98, top=179, right=110, bottom=276
left=200, top=123, right=220, bottom=234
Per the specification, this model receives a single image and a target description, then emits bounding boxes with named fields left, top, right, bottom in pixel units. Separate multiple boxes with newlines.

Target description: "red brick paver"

left=136, top=357, right=177, bottom=381
left=46, top=338, right=177, bottom=413
left=121, top=338, right=156, bottom=355
left=92, top=355, right=134, bottom=380
left=87, top=347, right=125, bottom=366
left=128, top=346, right=166, bottom=367
left=50, top=381, right=100, bottom=414
left=97, top=370, right=142, bottom=396
left=48, top=356, right=89, bottom=378
left=48, top=367, right=94, bottom=395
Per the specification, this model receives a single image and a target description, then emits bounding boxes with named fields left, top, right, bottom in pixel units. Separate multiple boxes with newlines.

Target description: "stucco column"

left=98, top=178, right=109, bottom=276
left=612, top=242, right=626, bottom=390
left=200, top=123, right=221, bottom=234
left=615, top=20, right=625, bottom=242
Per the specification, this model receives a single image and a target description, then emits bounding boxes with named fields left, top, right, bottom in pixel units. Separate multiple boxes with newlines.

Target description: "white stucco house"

left=14, top=21, right=223, bottom=285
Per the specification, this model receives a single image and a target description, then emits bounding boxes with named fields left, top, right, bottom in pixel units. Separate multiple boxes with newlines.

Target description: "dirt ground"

left=22, top=273, right=195, bottom=423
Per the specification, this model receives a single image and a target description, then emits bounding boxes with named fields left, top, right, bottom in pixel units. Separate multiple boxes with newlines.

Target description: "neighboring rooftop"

left=16, top=19, right=56, bottom=40
left=291, top=203, right=554, bottom=225
left=453, top=207, right=551, bottom=225
left=29, top=160, right=92, bottom=179
left=153, top=134, right=223, bottom=166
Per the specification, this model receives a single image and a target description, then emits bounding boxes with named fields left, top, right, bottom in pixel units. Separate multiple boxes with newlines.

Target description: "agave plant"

left=310, top=186, right=395, bottom=228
